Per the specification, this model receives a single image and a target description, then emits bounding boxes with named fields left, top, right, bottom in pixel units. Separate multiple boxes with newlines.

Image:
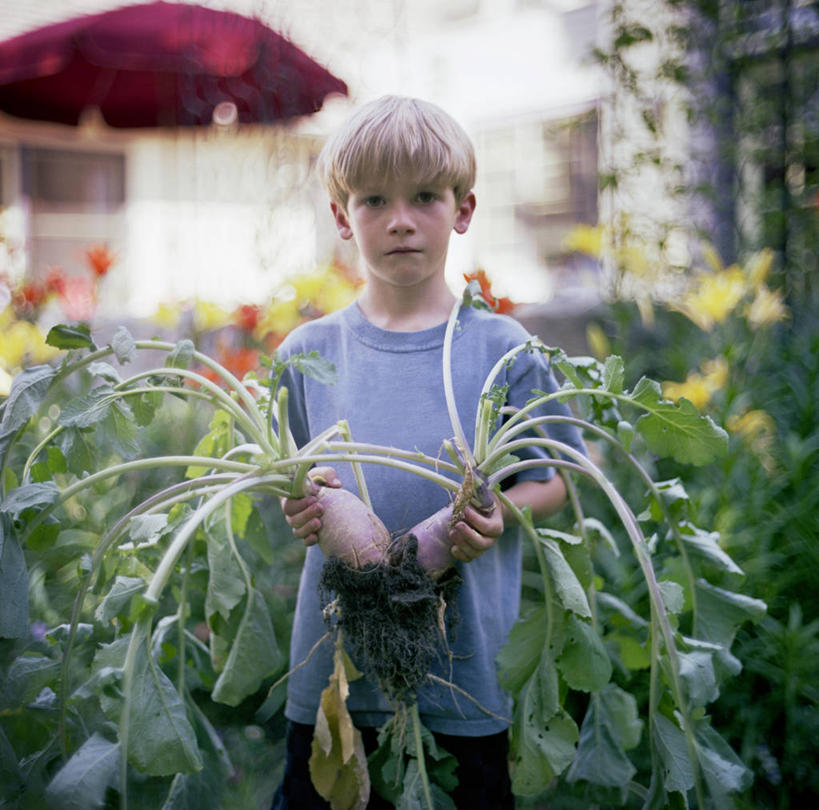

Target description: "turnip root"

left=310, top=483, right=390, bottom=567
left=406, top=504, right=456, bottom=580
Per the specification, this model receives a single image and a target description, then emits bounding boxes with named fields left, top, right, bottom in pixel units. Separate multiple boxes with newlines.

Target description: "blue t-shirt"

left=276, top=301, right=585, bottom=735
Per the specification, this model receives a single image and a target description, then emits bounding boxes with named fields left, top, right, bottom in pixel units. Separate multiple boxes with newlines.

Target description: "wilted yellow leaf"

left=309, top=637, right=370, bottom=810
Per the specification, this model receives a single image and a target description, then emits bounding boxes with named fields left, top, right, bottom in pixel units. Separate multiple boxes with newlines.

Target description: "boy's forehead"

left=349, top=169, right=451, bottom=193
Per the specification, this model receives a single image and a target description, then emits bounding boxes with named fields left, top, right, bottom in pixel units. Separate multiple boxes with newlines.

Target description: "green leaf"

left=694, top=720, right=752, bottom=802
left=186, top=410, right=233, bottom=478
left=677, top=522, right=743, bottom=575
left=677, top=650, right=719, bottom=707
left=497, top=605, right=546, bottom=693
left=629, top=378, right=728, bottom=465
left=95, top=576, right=146, bottom=625
left=58, top=387, right=115, bottom=429
left=567, top=685, right=641, bottom=787
left=288, top=351, right=337, bottom=385
left=125, top=631, right=202, bottom=775
left=0, top=655, right=60, bottom=710
left=211, top=588, right=281, bottom=706
left=694, top=579, right=767, bottom=649
left=168, top=340, right=195, bottom=370
left=111, top=327, right=136, bottom=364
left=125, top=514, right=170, bottom=549
left=46, top=323, right=96, bottom=350
left=0, top=481, right=59, bottom=519
left=204, top=523, right=247, bottom=626
left=536, top=531, right=591, bottom=617
left=0, top=515, right=29, bottom=638
left=55, top=426, right=97, bottom=475
left=658, top=580, right=685, bottom=615
left=0, top=364, right=56, bottom=461
left=652, top=713, right=695, bottom=794
left=602, top=355, right=625, bottom=393
left=86, top=360, right=122, bottom=383
left=556, top=614, right=612, bottom=692
left=45, top=733, right=120, bottom=810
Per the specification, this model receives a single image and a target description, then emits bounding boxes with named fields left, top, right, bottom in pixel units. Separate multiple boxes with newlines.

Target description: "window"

left=474, top=109, right=598, bottom=273
left=21, top=147, right=125, bottom=279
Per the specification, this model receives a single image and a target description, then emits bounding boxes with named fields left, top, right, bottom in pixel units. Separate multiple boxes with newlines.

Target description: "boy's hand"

left=281, top=466, right=341, bottom=547
left=448, top=494, right=504, bottom=563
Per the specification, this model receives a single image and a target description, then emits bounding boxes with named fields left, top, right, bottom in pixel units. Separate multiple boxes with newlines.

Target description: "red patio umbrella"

left=0, top=1, right=347, bottom=128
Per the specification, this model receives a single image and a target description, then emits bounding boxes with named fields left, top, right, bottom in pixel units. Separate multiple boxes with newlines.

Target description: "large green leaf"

left=652, top=713, right=695, bottom=795
left=0, top=654, right=60, bottom=709
left=566, top=685, right=640, bottom=788
left=0, top=481, right=59, bottom=519
left=95, top=576, right=146, bottom=625
left=556, top=614, right=612, bottom=692
left=124, top=632, right=202, bottom=776
left=694, top=721, right=752, bottom=805
left=0, top=364, right=56, bottom=461
left=211, top=588, right=281, bottom=706
left=204, top=522, right=247, bottom=627
left=510, top=649, right=578, bottom=795
left=536, top=531, right=591, bottom=617
left=496, top=605, right=547, bottom=694
left=46, top=323, right=95, bottom=350
left=630, top=378, right=728, bottom=465
left=45, top=733, right=120, bottom=810
left=0, top=514, right=29, bottom=638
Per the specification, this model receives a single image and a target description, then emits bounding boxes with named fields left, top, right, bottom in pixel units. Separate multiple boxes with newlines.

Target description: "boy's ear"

left=331, top=202, right=354, bottom=240
left=453, top=191, right=476, bottom=235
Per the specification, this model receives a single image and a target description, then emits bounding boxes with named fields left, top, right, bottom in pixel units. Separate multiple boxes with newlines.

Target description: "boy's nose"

left=387, top=202, right=415, bottom=233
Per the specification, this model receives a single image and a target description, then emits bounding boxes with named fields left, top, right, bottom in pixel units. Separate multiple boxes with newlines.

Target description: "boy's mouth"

left=387, top=247, right=421, bottom=255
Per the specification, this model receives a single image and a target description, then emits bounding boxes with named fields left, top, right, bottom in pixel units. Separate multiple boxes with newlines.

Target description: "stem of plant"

left=410, top=703, right=435, bottom=810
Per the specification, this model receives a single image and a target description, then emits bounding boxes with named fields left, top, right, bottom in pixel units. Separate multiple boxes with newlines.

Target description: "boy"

left=271, top=96, right=586, bottom=809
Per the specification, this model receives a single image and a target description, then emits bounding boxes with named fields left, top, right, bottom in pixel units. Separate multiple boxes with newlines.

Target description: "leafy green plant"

left=1, top=287, right=764, bottom=809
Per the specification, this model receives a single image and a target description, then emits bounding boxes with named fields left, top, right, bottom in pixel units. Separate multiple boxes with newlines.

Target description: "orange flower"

left=44, top=266, right=67, bottom=295
left=84, top=244, right=116, bottom=278
left=15, top=281, right=47, bottom=310
left=197, top=345, right=262, bottom=388
left=463, top=269, right=515, bottom=314
left=234, top=303, right=262, bottom=333
left=58, top=275, right=97, bottom=321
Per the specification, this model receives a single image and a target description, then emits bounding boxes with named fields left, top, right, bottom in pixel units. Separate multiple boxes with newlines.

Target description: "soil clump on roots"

left=319, top=535, right=460, bottom=704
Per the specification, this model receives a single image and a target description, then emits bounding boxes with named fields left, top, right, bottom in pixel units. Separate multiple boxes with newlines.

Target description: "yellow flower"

left=701, top=356, right=729, bottom=390
left=746, top=285, right=789, bottom=327
left=0, top=364, right=12, bottom=397
left=151, top=302, right=182, bottom=329
left=0, top=319, right=58, bottom=370
left=701, top=243, right=724, bottom=273
left=663, top=356, right=728, bottom=411
left=562, top=224, right=605, bottom=258
left=315, top=271, right=358, bottom=314
left=727, top=408, right=777, bottom=472
left=745, top=248, right=774, bottom=290
left=193, top=300, right=232, bottom=333
left=291, top=272, right=327, bottom=304
left=677, top=267, right=747, bottom=330
left=585, top=322, right=610, bottom=361
left=256, top=296, right=301, bottom=339
left=663, top=373, right=712, bottom=410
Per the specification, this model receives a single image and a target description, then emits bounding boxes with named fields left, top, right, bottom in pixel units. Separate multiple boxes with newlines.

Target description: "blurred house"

left=0, top=0, right=604, bottom=328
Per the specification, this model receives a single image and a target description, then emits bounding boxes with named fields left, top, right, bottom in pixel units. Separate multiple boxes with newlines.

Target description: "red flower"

left=84, top=244, right=116, bottom=278
left=58, top=275, right=97, bottom=321
left=13, top=281, right=47, bottom=314
left=234, top=304, right=262, bottom=333
left=463, top=269, right=515, bottom=314
left=44, top=266, right=67, bottom=295
left=196, top=345, right=262, bottom=388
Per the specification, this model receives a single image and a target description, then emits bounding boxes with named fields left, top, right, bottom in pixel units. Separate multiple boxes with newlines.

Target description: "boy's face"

left=331, top=175, right=475, bottom=294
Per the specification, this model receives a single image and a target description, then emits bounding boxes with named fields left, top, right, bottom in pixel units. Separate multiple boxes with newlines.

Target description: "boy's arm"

left=449, top=475, right=567, bottom=563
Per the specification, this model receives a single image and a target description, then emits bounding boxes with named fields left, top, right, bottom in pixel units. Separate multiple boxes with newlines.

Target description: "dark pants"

left=271, top=720, right=515, bottom=809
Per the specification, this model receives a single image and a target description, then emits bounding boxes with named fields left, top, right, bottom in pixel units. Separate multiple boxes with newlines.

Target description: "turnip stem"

left=336, top=420, right=373, bottom=509
left=442, top=300, right=475, bottom=467
left=410, top=703, right=434, bottom=810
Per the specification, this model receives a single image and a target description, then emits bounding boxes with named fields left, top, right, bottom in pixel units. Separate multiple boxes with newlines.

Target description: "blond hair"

left=317, top=96, right=476, bottom=209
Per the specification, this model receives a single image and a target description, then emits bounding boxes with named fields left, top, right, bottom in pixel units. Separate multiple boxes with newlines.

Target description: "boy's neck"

left=357, top=279, right=457, bottom=332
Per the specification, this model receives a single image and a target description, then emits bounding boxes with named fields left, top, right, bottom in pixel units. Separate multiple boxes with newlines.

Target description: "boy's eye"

left=363, top=195, right=385, bottom=208
left=415, top=191, right=438, bottom=204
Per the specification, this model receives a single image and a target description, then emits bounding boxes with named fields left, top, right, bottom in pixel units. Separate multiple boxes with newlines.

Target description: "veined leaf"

left=677, top=650, right=719, bottom=707
left=186, top=409, right=233, bottom=478
left=45, top=733, right=120, bottom=810
left=536, top=531, right=591, bottom=617
left=46, top=323, right=95, bottom=350
left=602, top=355, right=625, bottom=393
left=111, top=327, right=136, bottom=364
left=0, top=514, right=29, bottom=638
left=694, top=720, right=752, bottom=803
left=694, top=579, right=767, bottom=649
left=567, top=685, right=640, bottom=788
left=0, top=655, right=60, bottom=710
left=556, top=614, right=612, bottom=692
left=676, top=522, right=743, bottom=575
left=204, top=521, right=247, bottom=626
left=125, top=631, right=202, bottom=775
left=288, top=351, right=337, bottom=385
left=629, top=378, right=728, bottom=465
left=0, top=364, right=57, bottom=462
left=0, top=481, right=59, bottom=519
left=95, top=576, right=146, bottom=625
left=652, top=712, right=695, bottom=794
left=168, top=340, right=195, bottom=370
left=211, top=588, right=281, bottom=706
